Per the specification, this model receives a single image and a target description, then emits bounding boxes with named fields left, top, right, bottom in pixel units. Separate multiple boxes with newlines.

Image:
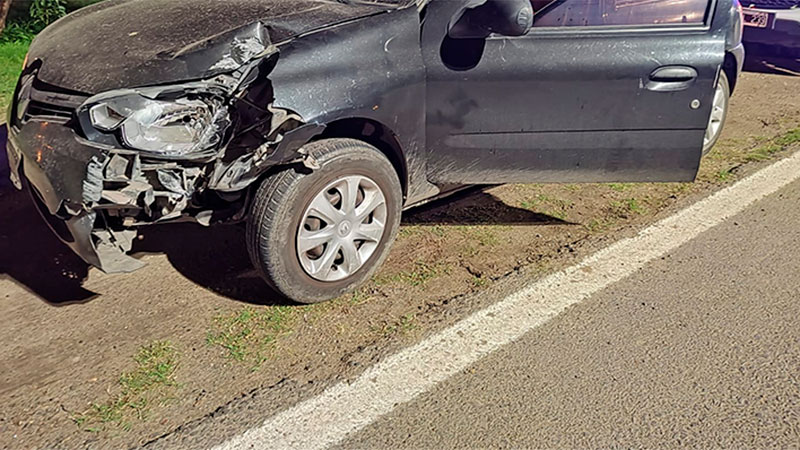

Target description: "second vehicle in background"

left=741, top=0, right=800, bottom=55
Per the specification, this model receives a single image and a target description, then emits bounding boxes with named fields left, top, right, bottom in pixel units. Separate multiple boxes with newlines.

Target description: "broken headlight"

left=84, top=93, right=230, bottom=158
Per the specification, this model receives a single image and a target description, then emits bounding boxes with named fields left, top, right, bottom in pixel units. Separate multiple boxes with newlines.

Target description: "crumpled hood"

left=28, top=0, right=395, bottom=93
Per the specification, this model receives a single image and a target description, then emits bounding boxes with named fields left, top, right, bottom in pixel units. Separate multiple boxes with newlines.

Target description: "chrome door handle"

left=646, top=66, right=698, bottom=92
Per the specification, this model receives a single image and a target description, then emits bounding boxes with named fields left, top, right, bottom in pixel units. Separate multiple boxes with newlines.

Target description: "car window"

left=532, top=0, right=711, bottom=28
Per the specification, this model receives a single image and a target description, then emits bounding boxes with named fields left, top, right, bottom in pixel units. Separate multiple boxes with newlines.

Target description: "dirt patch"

left=1, top=70, right=800, bottom=449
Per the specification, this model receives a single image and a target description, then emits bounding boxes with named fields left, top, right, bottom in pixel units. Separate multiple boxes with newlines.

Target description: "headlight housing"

left=82, top=90, right=230, bottom=159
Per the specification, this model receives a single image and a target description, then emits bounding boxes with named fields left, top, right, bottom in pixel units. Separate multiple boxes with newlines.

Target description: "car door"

left=422, top=0, right=727, bottom=185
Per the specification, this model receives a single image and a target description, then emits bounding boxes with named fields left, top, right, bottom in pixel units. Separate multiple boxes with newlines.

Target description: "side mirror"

left=449, top=0, right=534, bottom=39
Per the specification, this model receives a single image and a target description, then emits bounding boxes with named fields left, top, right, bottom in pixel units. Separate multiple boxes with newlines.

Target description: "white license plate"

left=742, top=9, right=772, bottom=28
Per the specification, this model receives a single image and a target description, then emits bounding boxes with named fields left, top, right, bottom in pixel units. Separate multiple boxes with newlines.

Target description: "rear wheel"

left=247, top=138, right=402, bottom=304
left=703, top=71, right=731, bottom=155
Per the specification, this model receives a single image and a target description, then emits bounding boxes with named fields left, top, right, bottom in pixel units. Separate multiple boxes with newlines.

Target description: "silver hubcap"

left=704, top=82, right=726, bottom=148
left=297, top=175, right=387, bottom=282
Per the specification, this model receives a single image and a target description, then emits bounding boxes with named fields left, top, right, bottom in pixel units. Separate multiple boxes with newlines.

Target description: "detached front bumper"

left=7, top=121, right=146, bottom=272
left=6, top=117, right=214, bottom=273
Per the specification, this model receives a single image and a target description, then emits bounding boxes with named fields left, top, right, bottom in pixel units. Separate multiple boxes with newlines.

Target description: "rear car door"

left=423, top=0, right=728, bottom=185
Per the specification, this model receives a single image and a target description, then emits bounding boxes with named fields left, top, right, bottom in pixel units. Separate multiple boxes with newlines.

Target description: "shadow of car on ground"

left=743, top=45, right=800, bottom=76
left=0, top=182, right=97, bottom=305
left=0, top=162, right=570, bottom=307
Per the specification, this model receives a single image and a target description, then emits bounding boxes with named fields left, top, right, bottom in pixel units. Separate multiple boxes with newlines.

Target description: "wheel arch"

left=313, top=117, right=409, bottom=201
left=722, top=52, right=739, bottom=93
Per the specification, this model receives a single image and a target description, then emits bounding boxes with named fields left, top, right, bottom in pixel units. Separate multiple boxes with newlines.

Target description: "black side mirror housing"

left=449, top=0, right=534, bottom=39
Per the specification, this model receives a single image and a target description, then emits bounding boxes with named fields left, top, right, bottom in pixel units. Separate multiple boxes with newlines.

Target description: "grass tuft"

left=376, top=260, right=452, bottom=288
left=745, top=127, right=800, bottom=162
left=372, top=313, right=419, bottom=337
left=609, top=197, right=647, bottom=218
left=520, top=194, right=573, bottom=220
left=716, top=168, right=734, bottom=182
left=608, top=183, right=634, bottom=192
left=206, top=306, right=295, bottom=369
left=74, top=341, right=179, bottom=432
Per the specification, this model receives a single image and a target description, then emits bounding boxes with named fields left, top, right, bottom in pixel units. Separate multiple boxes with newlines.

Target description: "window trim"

left=506, top=0, right=720, bottom=37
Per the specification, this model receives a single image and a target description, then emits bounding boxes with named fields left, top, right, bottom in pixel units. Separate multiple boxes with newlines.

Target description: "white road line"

left=215, top=151, right=800, bottom=450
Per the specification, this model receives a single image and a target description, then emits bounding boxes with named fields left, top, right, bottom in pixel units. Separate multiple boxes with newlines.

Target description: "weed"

left=774, top=127, right=800, bottom=147
left=745, top=143, right=782, bottom=162
left=348, top=289, right=371, bottom=306
left=608, top=183, right=634, bottom=192
left=540, top=194, right=573, bottom=209
left=206, top=306, right=295, bottom=368
left=471, top=275, right=488, bottom=287
left=608, top=197, right=647, bottom=218
left=120, top=342, right=179, bottom=393
left=543, top=209, right=567, bottom=220
left=372, top=314, right=419, bottom=337
left=376, top=260, right=451, bottom=288
left=584, top=218, right=615, bottom=233
left=744, top=128, right=800, bottom=162
left=398, top=226, right=423, bottom=238
left=429, top=225, right=448, bottom=237
left=626, top=198, right=646, bottom=214
left=74, top=341, right=179, bottom=432
left=669, top=183, right=694, bottom=196
left=397, top=314, right=418, bottom=333
left=521, top=194, right=572, bottom=220
left=398, top=225, right=447, bottom=239
left=460, top=226, right=499, bottom=247
left=716, top=168, right=733, bottom=182
left=706, top=127, right=800, bottom=172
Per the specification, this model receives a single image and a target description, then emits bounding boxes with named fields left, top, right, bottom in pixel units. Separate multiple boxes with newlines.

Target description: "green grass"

left=471, top=274, right=488, bottom=287
left=120, top=342, right=179, bottom=393
left=773, top=127, right=800, bottom=147
left=745, top=127, right=800, bottom=162
left=608, top=183, right=634, bottom=192
left=609, top=197, right=647, bottom=218
left=716, top=168, right=734, bottom=182
left=398, top=224, right=447, bottom=239
left=0, top=40, right=30, bottom=121
left=625, top=198, right=646, bottom=215
left=584, top=217, right=615, bottom=233
left=520, top=194, right=573, bottom=220
left=372, top=313, right=419, bottom=337
left=376, top=260, right=452, bottom=288
left=206, top=306, right=295, bottom=369
left=74, top=341, right=179, bottom=432
left=457, top=225, right=500, bottom=247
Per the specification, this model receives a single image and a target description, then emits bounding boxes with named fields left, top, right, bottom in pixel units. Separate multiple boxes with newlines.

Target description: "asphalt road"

left=338, top=178, right=800, bottom=448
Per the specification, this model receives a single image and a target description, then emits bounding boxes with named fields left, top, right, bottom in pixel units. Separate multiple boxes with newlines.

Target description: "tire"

left=247, top=138, right=403, bottom=304
left=702, top=71, right=731, bottom=156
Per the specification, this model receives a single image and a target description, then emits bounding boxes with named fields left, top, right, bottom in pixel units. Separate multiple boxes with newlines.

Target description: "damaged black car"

left=6, top=0, right=745, bottom=303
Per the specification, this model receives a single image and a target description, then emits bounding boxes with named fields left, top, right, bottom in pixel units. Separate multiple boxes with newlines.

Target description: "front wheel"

left=703, top=71, right=731, bottom=155
left=246, top=138, right=403, bottom=304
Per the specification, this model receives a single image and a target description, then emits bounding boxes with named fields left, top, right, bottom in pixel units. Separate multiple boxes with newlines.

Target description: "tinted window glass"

left=533, top=0, right=710, bottom=28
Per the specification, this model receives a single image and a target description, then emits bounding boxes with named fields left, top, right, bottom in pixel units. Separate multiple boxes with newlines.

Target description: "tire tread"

left=246, top=138, right=402, bottom=303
